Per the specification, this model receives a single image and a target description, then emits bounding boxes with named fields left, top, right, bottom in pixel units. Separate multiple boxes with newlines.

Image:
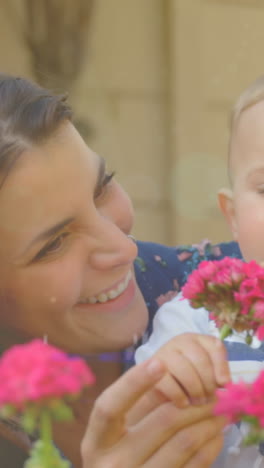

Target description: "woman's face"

left=0, top=122, right=148, bottom=354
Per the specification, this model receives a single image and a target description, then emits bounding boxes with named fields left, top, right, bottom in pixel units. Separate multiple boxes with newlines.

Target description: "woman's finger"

left=140, top=414, right=225, bottom=468
left=127, top=383, right=168, bottom=425
left=81, top=358, right=165, bottom=450
left=115, top=403, right=219, bottom=466
left=184, top=435, right=224, bottom=468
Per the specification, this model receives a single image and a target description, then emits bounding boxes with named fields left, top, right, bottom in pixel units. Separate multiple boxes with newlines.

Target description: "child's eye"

left=94, top=171, right=115, bottom=200
left=33, top=232, right=70, bottom=261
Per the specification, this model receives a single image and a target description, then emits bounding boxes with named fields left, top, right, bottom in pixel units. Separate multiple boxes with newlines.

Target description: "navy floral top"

left=135, top=239, right=242, bottom=330
left=119, top=239, right=242, bottom=370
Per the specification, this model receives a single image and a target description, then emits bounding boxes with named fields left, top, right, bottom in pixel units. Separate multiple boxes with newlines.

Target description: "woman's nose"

left=87, top=219, right=138, bottom=270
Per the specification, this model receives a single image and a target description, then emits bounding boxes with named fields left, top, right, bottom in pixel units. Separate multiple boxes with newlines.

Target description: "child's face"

left=218, top=100, right=264, bottom=262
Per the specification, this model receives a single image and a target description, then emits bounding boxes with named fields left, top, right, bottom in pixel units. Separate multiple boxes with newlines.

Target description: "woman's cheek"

left=27, top=259, right=83, bottom=310
left=53, top=266, right=83, bottom=308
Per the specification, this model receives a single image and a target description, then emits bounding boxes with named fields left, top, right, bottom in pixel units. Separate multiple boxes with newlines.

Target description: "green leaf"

left=243, top=429, right=264, bottom=446
left=245, top=333, right=253, bottom=345
left=241, top=415, right=258, bottom=425
left=25, top=439, right=71, bottom=468
left=219, top=324, right=233, bottom=340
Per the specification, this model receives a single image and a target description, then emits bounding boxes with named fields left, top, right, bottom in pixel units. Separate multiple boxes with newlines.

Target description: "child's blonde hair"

left=231, top=75, right=264, bottom=132
left=228, top=75, right=264, bottom=183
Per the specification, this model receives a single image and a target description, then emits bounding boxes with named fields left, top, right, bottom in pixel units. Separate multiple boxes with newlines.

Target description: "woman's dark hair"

left=0, top=74, right=73, bottom=186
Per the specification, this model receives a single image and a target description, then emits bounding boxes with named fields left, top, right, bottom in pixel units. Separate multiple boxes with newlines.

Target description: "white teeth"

left=97, top=293, right=108, bottom=303
left=117, top=281, right=125, bottom=294
left=80, top=270, right=132, bottom=305
left=87, top=296, right=97, bottom=304
left=108, top=289, right=119, bottom=299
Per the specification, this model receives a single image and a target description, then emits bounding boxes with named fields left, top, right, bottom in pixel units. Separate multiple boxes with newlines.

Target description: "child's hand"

left=152, top=333, right=231, bottom=408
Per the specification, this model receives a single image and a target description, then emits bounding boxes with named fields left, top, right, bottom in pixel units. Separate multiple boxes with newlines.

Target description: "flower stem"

left=40, top=410, right=52, bottom=459
left=220, top=324, right=233, bottom=340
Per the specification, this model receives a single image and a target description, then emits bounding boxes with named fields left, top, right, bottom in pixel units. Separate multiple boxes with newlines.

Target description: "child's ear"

left=218, top=188, right=238, bottom=239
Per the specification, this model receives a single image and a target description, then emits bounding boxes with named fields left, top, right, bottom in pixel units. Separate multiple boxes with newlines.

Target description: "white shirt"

left=135, top=293, right=264, bottom=468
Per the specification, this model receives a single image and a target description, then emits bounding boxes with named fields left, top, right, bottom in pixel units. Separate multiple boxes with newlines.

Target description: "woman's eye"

left=257, top=189, right=264, bottom=195
left=95, top=171, right=115, bottom=200
left=34, top=232, right=70, bottom=261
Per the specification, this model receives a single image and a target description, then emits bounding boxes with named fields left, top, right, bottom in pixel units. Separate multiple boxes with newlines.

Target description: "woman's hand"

left=81, top=358, right=226, bottom=468
left=152, top=333, right=231, bottom=407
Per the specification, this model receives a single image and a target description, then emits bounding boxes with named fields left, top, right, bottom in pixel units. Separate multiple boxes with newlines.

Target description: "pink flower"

left=198, top=261, right=218, bottom=281
left=186, top=258, right=264, bottom=444
left=253, top=301, right=264, bottom=319
left=257, top=325, right=264, bottom=340
left=215, top=380, right=251, bottom=423
left=215, top=370, right=264, bottom=443
left=181, top=269, right=205, bottom=301
left=182, top=258, right=264, bottom=339
left=0, top=339, right=95, bottom=410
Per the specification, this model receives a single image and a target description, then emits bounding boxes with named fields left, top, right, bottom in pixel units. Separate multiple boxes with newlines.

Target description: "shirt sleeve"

left=135, top=293, right=210, bottom=363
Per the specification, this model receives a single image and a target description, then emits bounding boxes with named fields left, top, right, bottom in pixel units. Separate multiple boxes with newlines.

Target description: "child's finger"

left=155, top=372, right=191, bottom=407
left=195, top=335, right=231, bottom=387
left=174, top=334, right=230, bottom=398
left=156, top=350, right=208, bottom=405
left=174, top=337, right=221, bottom=398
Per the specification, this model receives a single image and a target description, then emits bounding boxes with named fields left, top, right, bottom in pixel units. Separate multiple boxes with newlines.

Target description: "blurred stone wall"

left=0, top=0, right=264, bottom=246
left=75, top=0, right=170, bottom=244
left=168, top=0, right=264, bottom=245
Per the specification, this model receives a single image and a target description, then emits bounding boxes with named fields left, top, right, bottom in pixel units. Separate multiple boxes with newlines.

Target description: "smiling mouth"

left=78, top=270, right=132, bottom=304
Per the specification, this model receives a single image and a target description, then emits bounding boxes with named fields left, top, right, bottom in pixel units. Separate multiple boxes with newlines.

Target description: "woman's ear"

left=218, top=187, right=238, bottom=239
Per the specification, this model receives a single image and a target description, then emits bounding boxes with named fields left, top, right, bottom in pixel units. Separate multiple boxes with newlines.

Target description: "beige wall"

left=0, top=1, right=264, bottom=246
left=75, top=0, right=170, bottom=244
left=168, top=0, right=264, bottom=245
left=0, top=0, right=171, bottom=244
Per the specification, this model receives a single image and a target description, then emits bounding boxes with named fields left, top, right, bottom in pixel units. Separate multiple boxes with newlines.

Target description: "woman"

left=0, top=74, right=227, bottom=467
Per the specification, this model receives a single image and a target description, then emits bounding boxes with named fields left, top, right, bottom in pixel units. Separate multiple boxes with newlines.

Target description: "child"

left=135, top=75, right=264, bottom=467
